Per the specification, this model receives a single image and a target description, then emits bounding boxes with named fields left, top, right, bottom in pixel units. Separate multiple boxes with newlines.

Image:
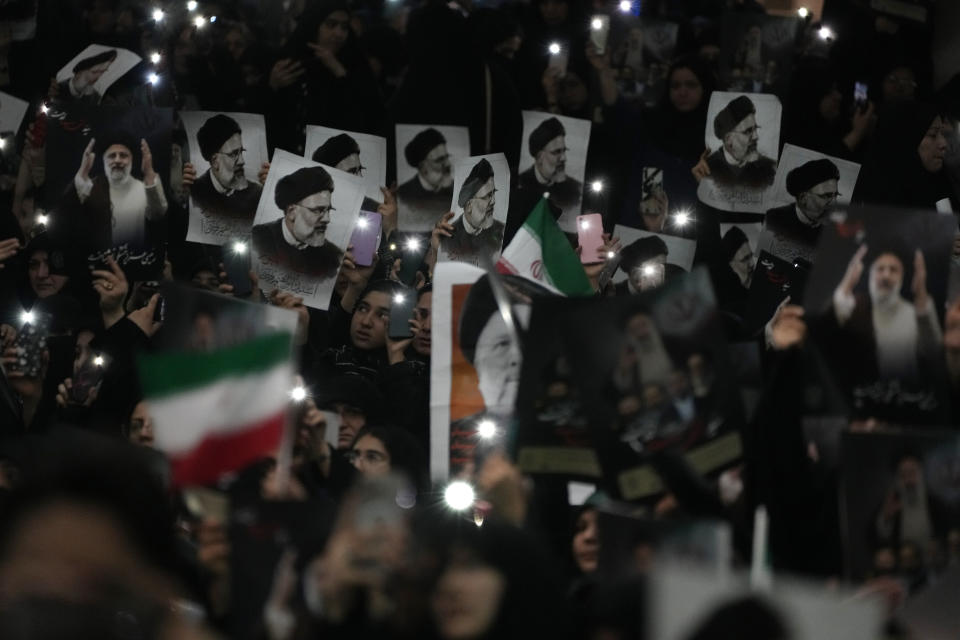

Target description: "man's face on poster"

left=730, top=241, right=755, bottom=288
left=535, top=135, right=568, bottom=183
left=211, top=132, right=248, bottom=190
left=419, top=144, right=453, bottom=190
left=285, top=190, right=334, bottom=247
left=336, top=152, right=364, bottom=177
left=628, top=255, right=666, bottom=291
left=723, top=113, right=760, bottom=164
left=75, top=60, right=113, bottom=92
left=464, top=177, right=496, bottom=229
left=797, top=178, right=839, bottom=220
left=473, top=305, right=529, bottom=416
left=625, top=313, right=654, bottom=342
left=869, top=253, right=903, bottom=305
left=103, top=144, right=132, bottom=184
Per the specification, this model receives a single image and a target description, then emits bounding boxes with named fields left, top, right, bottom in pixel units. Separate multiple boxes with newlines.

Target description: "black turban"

left=721, top=225, right=750, bottom=262
left=275, top=166, right=334, bottom=211
left=458, top=274, right=551, bottom=365
left=785, top=158, right=840, bottom=197
left=96, top=130, right=138, bottom=160
left=458, top=158, right=494, bottom=207
left=619, top=236, right=669, bottom=273
left=713, top=95, right=756, bottom=139
left=404, top=128, right=446, bottom=167
left=312, top=133, right=361, bottom=167
left=72, top=49, right=117, bottom=74
left=528, top=117, right=566, bottom=156
left=197, top=114, right=242, bottom=161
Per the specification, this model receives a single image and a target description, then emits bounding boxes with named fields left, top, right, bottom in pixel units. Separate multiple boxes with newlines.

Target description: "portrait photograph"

left=762, top=144, right=861, bottom=264
left=438, top=152, right=510, bottom=268
left=55, top=43, right=141, bottom=105
left=719, top=13, right=802, bottom=97
left=517, top=110, right=591, bottom=232
left=395, top=123, right=470, bottom=233
left=697, top=91, right=782, bottom=214
left=742, top=249, right=810, bottom=337
left=611, top=18, right=679, bottom=107
left=182, top=110, right=268, bottom=245
left=617, top=146, right=699, bottom=238
left=305, top=125, right=386, bottom=207
left=251, top=149, right=364, bottom=311
left=612, top=223, right=696, bottom=295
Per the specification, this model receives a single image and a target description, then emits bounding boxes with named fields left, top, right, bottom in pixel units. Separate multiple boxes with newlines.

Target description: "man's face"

left=723, top=113, right=759, bottom=163
left=285, top=191, right=333, bottom=247
left=211, top=132, right=248, bottom=190
left=334, top=402, right=366, bottom=450
left=869, top=253, right=903, bottom=304
left=350, top=290, right=390, bottom=350
left=335, top=152, right=363, bottom=177
left=413, top=291, right=432, bottom=356
left=730, top=242, right=755, bottom=288
left=103, top=144, right=132, bottom=184
left=463, top=178, right=496, bottom=229
left=419, top=144, right=453, bottom=190
left=473, top=305, right=528, bottom=416
left=75, top=60, right=113, bottom=92
left=534, top=135, right=567, bottom=183
left=797, top=178, right=839, bottom=220
left=625, top=313, right=653, bottom=342
left=28, top=250, right=68, bottom=298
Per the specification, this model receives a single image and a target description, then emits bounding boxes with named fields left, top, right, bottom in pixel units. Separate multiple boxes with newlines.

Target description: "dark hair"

left=685, top=595, right=790, bottom=640
left=354, top=279, right=403, bottom=312
left=350, top=425, right=427, bottom=493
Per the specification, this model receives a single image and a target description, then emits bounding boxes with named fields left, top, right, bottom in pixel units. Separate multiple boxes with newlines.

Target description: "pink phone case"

left=577, top=213, right=605, bottom=264
left=349, top=211, right=382, bottom=267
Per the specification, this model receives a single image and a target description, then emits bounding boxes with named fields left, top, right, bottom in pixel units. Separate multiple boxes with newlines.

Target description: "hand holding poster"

left=439, top=153, right=510, bottom=268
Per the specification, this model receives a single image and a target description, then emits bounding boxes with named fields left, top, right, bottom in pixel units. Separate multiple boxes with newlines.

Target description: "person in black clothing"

left=396, top=127, right=454, bottom=232
left=706, top=95, right=776, bottom=188
left=190, top=114, right=263, bottom=222
left=252, top=165, right=344, bottom=280
left=442, top=158, right=505, bottom=266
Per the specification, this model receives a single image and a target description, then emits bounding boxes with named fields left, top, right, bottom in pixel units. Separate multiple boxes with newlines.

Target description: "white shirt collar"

left=281, top=219, right=308, bottom=250
left=794, top=204, right=821, bottom=228
left=210, top=169, right=248, bottom=197
left=417, top=173, right=443, bottom=193
left=723, top=147, right=746, bottom=168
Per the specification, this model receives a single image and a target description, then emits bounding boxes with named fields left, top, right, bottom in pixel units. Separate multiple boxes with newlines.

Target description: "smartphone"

left=598, top=251, right=623, bottom=290
left=854, top=82, right=868, bottom=111
left=589, top=15, right=610, bottom=55
left=223, top=241, right=253, bottom=298
left=547, top=42, right=568, bottom=78
left=70, top=352, right=109, bottom=406
left=153, top=295, right=166, bottom=323
left=790, top=258, right=811, bottom=306
left=388, top=285, right=416, bottom=339
left=397, top=234, right=428, bottom=286
left=577, top=213, right=605, bottom=264
left=349, top=211, right=382, bottom=267
left=9, top=312, right=50, bottom=378
left=641, top=167, right=663, bottom=203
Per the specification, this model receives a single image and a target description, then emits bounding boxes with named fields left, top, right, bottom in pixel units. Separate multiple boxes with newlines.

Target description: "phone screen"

left=10, top=312, right=50, bottom=377
left=547, top=43, right=569, bottom=77
left=577, top=213, right=605, bottom=264
left=224, top=242, right=253, bottom=298
left=589, top=15, right=610, bottom=55
left=388, top=286, right=416, bottom=339
left=397, top=234, right=428, bottom=286
left=349, top=211, right=382, bottom=267
left=854, top=82, right=868, bottom=109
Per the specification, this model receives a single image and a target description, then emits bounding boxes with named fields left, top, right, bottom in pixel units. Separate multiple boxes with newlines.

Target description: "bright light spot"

left=591, top=18, right=603, bottom=30
left=37, top=214, right=49, bottom=225
left=548, top=42, right=561, bottom=55
left=477, top=419, right=497, bottom=439
left=186, top=0, right=198, bottom=10
left=93, top=355, right=104, bottom=367
left=591, top=180, right=604, bottom=193
left=357, top=217, right=369, bottom=229
left=209, top=15, right=217, bottom=23
left=20, top=310, right=34, bottom=325
left=797, top=7, right=809, bottom=18
left=194, top=15, right=206, bottom=28
left=150, top=51, right=161, bottom=64
left=40, top=104, right=49, bottom=114
left=0, top=138, right=7, bottom=150
left=674, top=210, right=691, bottom=226
left=152, top=8, right=164, bottom=21
left=444, top=481, right=475, bottom=511
left=389, top=243, right=397, bottom=251
left=579, top=219, right=590, bottom=230
left=618, top=0, right=632, bottom=12
left=606, top=250, right=616, bottom=259
left=643, top=265, right=657, bottom=276
left=290, top=386, right=307, bottom=402
left=818, top=26, right=833, bottom=40
left=147, top=72, right=160, bottom=85
left=394, top=293, right=406, bottom=304
left=405, top=238, right=421, bottom=251
left=232, top=241, right=247, bottom=255
left=474, top=511, right=484, bottom=527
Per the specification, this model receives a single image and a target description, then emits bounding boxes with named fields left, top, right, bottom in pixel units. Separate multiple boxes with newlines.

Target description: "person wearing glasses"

left=397, top=127, right=454, bottom=231
left=706, top=95, right=776, bottom=188
left=311, top=131, right=384, bottom=212
left=518, top=116, right=583, bottom=216
left=764, top=158, right=840, bottom=261
left=190, top=114, right=263, bottom=222
left=252, top=165, right=344, bottom=280
left=441, top=158, right=505, bottom=266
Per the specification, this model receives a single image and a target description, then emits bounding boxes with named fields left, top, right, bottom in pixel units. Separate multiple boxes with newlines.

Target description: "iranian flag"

left=137, top=332, right=294, bottom=487
left=496, top=197, right=595, bottom=296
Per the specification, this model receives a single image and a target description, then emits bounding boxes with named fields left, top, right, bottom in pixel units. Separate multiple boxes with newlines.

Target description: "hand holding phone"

left=589, top=15, right=610, bottom=56
left=349, top=211, right=382, bottom=267
left=224, top=240, right=253, bottom=298
left=388, top=286, right=416, bottom=339
left=7, top=312, right=50, bottom=378
left=547, top=42, right=568, bottom=78
left=577, top=213, right=605, bottom=264
left=854, top=82, right=868, bottom=111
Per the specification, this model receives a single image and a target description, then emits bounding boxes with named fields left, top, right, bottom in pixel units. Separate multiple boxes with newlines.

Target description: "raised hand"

left=307, top=42, right=346, bottom=77
left=91, top=255, right=129, bottom=327
left=912, top=249, right=929, bottom=312
left=269, top=59, right=305, bottom=91
left=128, top=293, right=163, bottom=338
left=378, top=185, right=398, bottom=236
left=765, top=296, right=807, bottom=351
left=77, top=138, right=96, bottom=182
left=258, top=162, right=271, bottom=186
left=839, top=244, right=869, bottom=296
left=182, top=161, right=197, bottom=187
left=141, top=138, right=156, bottom=186
left=0, top=237, right=20, bottom=268
left=691, top=148, right=711, bottom=182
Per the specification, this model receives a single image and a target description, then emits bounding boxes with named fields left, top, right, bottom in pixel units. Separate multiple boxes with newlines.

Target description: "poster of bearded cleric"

left=182, top=111, right=268, bottom=245
left=305, top=125, right=387, bottom=209
left=395, top=124, right=470, bottom=233
left=43, top=102, right=172, bottom=279
left=719, top=13, right=801, bottom=97
left=54, top=44, right=141, bottom=105
left=697, top=92, right=781, bottom=214
left=438, top=153, right=510, bottom=268
left=429, top=262, right=553, bottom=480
left=251, top=149, right=363, bottom=310
left=517, top=111, right=591, bottom=232
left=803, top=207, right=955, bottom=423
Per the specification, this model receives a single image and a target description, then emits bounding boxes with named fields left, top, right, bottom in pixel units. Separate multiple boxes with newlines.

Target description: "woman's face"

left=317, top=10, right=350, bottom=54
left=669, top=67, right=703, bottom=113
left=572, top=508, right=599, bottom=573
left=350, top=434, right=391, bottom=477
left=432, top=550, right=506, bottom=639
left=918, top=116, right=948, bottom=173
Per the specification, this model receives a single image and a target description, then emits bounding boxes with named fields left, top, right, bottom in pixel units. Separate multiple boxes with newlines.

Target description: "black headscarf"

left=644, top=55, right=717, bottom=163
